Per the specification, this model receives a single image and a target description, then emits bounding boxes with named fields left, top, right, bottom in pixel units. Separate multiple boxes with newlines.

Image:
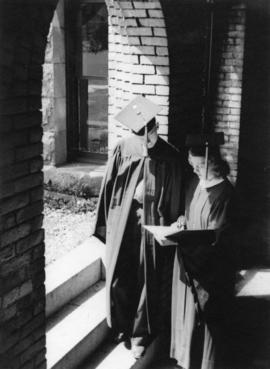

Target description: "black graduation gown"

left=94, top=135, right=183, bottom=336
left=170, top=178, right=235, bottom=369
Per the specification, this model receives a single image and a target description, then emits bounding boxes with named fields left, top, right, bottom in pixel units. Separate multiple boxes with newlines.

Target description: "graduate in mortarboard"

left=169, top=133, right=237, bottom=369
left=93, top=96, right=183, bottom=359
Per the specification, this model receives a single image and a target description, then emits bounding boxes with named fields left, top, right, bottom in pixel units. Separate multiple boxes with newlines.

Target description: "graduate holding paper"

left=93, top=96, right=183, bottom=359
left=170, top=134, right=236, bottom=369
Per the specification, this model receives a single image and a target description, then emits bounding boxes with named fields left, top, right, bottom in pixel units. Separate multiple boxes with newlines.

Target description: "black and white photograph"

left=0, top=0, right=269, bottom=368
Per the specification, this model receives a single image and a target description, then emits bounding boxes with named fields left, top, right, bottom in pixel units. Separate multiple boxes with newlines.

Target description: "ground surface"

left=44, top=190, right=98, bottom=266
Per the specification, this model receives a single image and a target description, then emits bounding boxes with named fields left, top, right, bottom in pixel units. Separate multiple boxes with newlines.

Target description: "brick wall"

left=161, top=0, right=246, bottom=183
left=0, top=1, right=57, bottom=368
left=108, top=1, right=245, bottom=182
left=106, top=0, right=169, bottom=149
left=212, top=3, right=246, bottom=181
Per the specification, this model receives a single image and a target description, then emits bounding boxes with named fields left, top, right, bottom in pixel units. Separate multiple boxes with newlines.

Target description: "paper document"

left=144, top=224, right=179, bottom=246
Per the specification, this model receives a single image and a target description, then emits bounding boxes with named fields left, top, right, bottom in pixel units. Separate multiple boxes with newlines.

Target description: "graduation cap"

left=114, top=96, right=162, bottom=135
left=114, top=96, right=163, bottom=156
left=185, top=132, right=225, bottom=180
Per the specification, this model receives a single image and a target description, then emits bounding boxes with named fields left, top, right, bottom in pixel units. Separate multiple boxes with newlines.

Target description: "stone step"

left=46, top=236, right=105, bottom=317
left=46, top=280, right=109, bottom=369
left=78, top=334, right=175, bottom=369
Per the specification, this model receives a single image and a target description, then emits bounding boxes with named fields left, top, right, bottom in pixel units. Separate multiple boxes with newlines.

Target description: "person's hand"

left=176, top=215, right=186, bottom=230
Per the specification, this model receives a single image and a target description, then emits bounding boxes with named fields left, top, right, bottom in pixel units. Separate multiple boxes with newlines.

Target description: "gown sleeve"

left=178, top=186, right=235, bottom=296
left=93, top=144, right=121, bottom=243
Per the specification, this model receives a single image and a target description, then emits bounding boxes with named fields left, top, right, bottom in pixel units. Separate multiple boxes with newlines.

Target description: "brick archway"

left=0, top=1, right=58, bottom=367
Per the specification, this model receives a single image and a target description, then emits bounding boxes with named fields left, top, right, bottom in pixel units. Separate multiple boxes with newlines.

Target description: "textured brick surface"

left=108, top=0, right=169, bottom=145
left=0, top=1, right=57, bottom=368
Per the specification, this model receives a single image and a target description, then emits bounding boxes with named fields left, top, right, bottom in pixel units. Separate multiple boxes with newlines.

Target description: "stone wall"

left=0, top=1, right=57, bottom=368
left=42, top=0, right=66, bottom=166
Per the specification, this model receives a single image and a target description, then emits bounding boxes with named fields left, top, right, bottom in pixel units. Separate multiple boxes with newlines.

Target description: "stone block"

left=16, top=202, right=43, bottom=224
left=158, top=124, right=168, bottom=135
left=133, top=1, right=161, bottom=9
left=53, top=63, right=66, bottom=98
left=130, top=45, right=155, bottom=55
left=19, top=337, right=45, bottom=366
left=0, top=331, right=20, bottom=355
left=30, top=127, right=43, bottom=144
left=30, top=156, right=43, bottom=173
left=0, top=303, right=17, bottom=322
left=13, top=112, right=42, bottom=130
left=42, top=130, right=55, bottom=164
left=156, top=85, right=169, bottom=95
left=15, top=143, right=43, bottom=162
left=123, top=18, right=137, bottom=27
left=1, top=267, right=29, bottom=296
left=120, top=1, right=133, bottom=9
left=140, top=55, right=169, bottom=66
left=144, top=74, right=169, bottom=85
left=1, top=253, right=31, bottom=278
left=155, top=46, right=168, bottom=55
left=3, top=287, right=20, bottom=308
left=30, top=187, right=43, bottom=203
left=1, top=223, right=32, bottom=249
left=154, top=28, right=167, bottom=37
left=229, top=108, right=241, bottom=115
left=131, top=64, right=155, bottom=74
left=127, top=36, right=141, bottom=45
left=16, top=229, right=44, bottom=255
left=156, top=66, right=169, bottom=75
left=148, top=9, right=163, bottom=18
left=1, top=97, right=28, bottom=115
left=0, top=245, right=16, bottom=263
left=34, top=348, right=46, bottom=367
left=127, top=27, right=152, bottom=36
left=141, top=36, right=168, bottom=46
left=54, top=130, right=67, bottom=166
left=1, top=193, right=30, bottom=216
left=14, top=173, right=43, bottom=194
left=28, top=96, right=42, bottom=112
left=123, top=9, right=147, bottom=17
left=139, top=18, right=165, bottom=27
left=147, top=95, right=169, bottom=106
left=42, top=63, right=54, bottom=99
left=157, top=116, right=169, bottom=125
left=31, top=244, right=45, bottom=263
left=131, top=84, right=155, bottom=94
left=20, top=313, right=45, bottom=340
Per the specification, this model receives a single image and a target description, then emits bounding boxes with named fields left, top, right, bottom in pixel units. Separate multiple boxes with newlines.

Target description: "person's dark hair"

left=189, top=145, right=230, bottom=177
left=135, top=117, right=156, bottom=136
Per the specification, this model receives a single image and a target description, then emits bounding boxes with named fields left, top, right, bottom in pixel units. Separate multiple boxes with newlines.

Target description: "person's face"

left=188, top=152, right=217, bottom=180
left=146, top=124, right=158, bottom=148
left=137, top=124, right=158, bottom=148
left=188, top=154, right=206, bottom=179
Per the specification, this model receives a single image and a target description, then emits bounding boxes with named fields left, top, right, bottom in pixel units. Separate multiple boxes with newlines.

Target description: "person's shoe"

left=113, top=333, right=131, bottom=349
left=131, top=344, right=145, bottom=360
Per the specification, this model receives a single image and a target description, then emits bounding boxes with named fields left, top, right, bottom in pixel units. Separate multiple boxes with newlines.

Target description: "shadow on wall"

left=237, top=0, right=270, bottom=267
left=160, top=0, right=206, bottom=149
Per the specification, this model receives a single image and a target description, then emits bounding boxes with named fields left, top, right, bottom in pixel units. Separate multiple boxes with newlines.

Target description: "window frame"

left=65, top=0, right=108, bottom=163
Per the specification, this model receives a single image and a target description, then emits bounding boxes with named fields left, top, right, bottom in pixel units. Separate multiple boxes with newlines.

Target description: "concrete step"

left=46, top=280, right=109, bottom=369
left=46, top=236, right=105, bottom=317
left=77, top=334, right=175, bottom=369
